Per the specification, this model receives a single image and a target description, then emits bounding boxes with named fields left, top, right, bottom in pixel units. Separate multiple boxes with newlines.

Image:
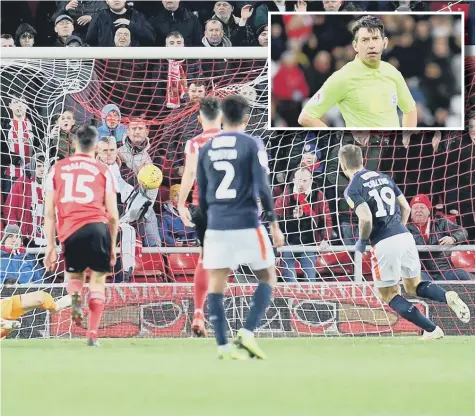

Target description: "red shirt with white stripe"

left=45, top=154, right=119, bottom=243
left=7, top=118, right=33, bottom=178
left=184, top=128, right=221, bottom=206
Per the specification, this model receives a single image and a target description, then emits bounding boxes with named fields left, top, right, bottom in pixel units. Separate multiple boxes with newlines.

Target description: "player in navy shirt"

left=339, top=144, right=469, bottom=339
left=196, top=95, right=284, bottom=359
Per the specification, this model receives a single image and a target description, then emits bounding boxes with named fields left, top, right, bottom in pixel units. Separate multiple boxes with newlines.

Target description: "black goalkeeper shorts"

left=63, top=223, right=111, bottom=273
left=188, top=205, right=207, bottom=247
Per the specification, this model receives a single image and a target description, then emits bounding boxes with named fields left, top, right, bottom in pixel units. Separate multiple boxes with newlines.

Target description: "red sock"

left=193, top=260, right=209, bottom=312
left=87, top=291, right=105, bottom=340
left=66, top=279, right=83, bottom=295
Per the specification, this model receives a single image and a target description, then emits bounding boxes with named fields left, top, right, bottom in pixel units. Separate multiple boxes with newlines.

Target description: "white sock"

left=218, top=344, right=231, bottom=353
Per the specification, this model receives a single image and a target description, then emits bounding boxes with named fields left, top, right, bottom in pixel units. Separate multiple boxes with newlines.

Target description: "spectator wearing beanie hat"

left=15, top=23, right=36, bottom=47
left=54, top=14, right=74, bottom=46
left=159, top=184, right=197, bottom=247
left=64, top=35, right=84, bottom=47
left=256, top=24, right=267, bottom=46
left=407, top=194, right=473, bottom=281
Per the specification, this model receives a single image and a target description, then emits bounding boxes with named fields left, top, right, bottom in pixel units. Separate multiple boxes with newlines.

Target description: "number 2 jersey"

left=344, top=169, right=408, bottom=246
left=45, top=153, right=118, bottom=243
left=184, top=128, right=222, bottom=206
left=196, top=131, right=273, bottom=231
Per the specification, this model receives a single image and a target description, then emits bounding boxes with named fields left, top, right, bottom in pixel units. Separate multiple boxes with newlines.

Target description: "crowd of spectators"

left=271, top=13, right=464, bottom=128
left=0, top=0, right=474, bottom=285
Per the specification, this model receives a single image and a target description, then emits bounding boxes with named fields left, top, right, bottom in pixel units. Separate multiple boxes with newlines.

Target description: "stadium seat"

left=168, top=253, right=199, bottom=277
left=451, top=251, right=475, bottom=273
left=316, top=252, right=353, bottom=276
left=134, top=252, right=166, bottom=278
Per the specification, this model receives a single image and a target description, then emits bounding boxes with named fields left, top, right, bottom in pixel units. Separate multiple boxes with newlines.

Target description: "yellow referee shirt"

left=302, top=56, right=416, bottom=128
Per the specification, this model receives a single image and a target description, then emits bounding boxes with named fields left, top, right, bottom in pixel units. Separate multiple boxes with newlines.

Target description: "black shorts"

left=189, top=205, right=207, bottom=246
left=63, top=223, right=112, bottom=273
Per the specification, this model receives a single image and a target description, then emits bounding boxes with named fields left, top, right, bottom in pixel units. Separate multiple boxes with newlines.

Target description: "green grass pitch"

left=1, top=337, right=474, bottom=416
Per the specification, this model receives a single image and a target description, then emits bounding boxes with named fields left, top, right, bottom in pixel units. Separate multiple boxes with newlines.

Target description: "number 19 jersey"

left=45, top=154, right=118, bottom=243
left=344, top=169, right=408, bottom=246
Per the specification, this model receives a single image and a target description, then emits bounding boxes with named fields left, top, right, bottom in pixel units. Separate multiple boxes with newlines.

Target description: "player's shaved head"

left=75, top=125, right=98, bottom=152
left=338, top=144, right=363, bottom=171
left=352, top=16, right=385, bottom=41
left=221, top=95, right=249, bottom=127
left=199, top=97, right=221, bottom=121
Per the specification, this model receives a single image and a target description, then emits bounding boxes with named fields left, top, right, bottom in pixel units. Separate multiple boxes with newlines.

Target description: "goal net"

left=0, top=50, right=474, bottom=339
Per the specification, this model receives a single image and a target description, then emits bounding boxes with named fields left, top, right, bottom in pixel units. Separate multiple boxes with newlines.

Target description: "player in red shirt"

left=44, top=125, right=119, bottom=347
left=178, top=97, right=222, bottom=337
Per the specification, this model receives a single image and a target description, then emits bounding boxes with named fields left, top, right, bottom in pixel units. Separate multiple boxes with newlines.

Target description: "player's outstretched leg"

left=208, top=268, right=248, bottom=360
left=66, top=275, right=85, bottom=326
left=379, top=284, right=444, bottom=340
left=86, top=271, right=107, bottom=347
left=235, top=267, right=277, bottom=359
left=404, top=278, right=470, bottom=324
left=192, top=257, right=209, bottom=337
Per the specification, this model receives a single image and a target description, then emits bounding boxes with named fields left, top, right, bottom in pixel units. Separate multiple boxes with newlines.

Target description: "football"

left=137, top=164, right=163, bottom=190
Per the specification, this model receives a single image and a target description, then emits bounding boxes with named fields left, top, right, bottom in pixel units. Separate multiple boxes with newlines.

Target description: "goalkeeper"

left=1, top=291, right=71, bottom=338
left=298, top=15, right=417, bottom=129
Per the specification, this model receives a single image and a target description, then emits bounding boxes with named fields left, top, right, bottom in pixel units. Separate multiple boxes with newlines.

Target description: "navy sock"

left=245, top=283, right=273, bottom=332
left=208, top=293, right=227, bottom=346
left=416, top=281, right=447, bottom=303
left=389, top=295, right=437, bottom=332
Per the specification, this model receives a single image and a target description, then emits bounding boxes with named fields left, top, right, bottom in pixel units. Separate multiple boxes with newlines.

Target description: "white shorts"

left=370, top=232, right=421, bottom=288
left=203, top=226, right=275, bottom=271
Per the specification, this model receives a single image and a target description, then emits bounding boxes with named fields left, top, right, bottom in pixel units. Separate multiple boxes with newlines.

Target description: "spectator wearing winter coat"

left=4, top=153, right=48, bottom=247
left=85, top=0, right=155, bottom=47
left=97, top=104, right=127, bottom=145
left=15, top=23, right=36, bottom=47
left=149, top=1, right=202, bottom=46
left=54, top=14, right=75, bottom=46
left=0, top=225, right=43, bottom=284
left=407, top=194, right=473, bottom=281
left=159, top=185, right=197, bottom=246
left=274, top=167, right=333, bottom=282
left=212, top=2, right=256, bottom=46
left=53, top=0, right=108, bottom=40
left=118, top=116, right=161, bottom=247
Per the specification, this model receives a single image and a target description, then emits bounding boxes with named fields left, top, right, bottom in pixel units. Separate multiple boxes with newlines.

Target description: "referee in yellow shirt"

left=298, top=15, right=417, bottom=129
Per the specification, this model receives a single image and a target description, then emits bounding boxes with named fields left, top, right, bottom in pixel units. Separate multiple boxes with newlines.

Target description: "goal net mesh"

left=0, top=57, right=474, bottom=339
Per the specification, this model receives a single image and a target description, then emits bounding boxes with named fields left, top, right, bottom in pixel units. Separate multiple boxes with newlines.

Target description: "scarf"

left=293, top=193, right=312, bottom=216
left=8, top=118, right=32, bottom=178
left=414, top=218, right=431, bottom=241
left=201, top=35, right=232, bottom=47
left=166, top=59, right=186, bottom=109
left=31, top=179, right=46, bottom=245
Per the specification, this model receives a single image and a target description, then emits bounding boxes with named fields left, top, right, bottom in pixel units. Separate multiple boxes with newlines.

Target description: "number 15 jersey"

left=344, top=169, right=408, bottom=246
left=45, top=154, right=118, bottom=243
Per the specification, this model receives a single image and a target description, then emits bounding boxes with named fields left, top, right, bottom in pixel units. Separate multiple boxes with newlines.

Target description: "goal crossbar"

left=0, top=47, right=268, bottom=60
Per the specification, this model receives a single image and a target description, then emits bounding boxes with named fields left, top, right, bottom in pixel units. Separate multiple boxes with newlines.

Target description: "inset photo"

left=269, top=12, right=464, bottom=130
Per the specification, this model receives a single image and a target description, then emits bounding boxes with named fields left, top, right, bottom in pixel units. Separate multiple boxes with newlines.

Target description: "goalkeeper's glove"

left=354, top=239, right=368, bottom=254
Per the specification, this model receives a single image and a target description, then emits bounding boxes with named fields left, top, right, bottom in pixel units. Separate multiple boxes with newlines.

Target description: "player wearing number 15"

left=339, top=144, right=470, bottom=340
left=44, top=126, right=120, bottom=347
left=197, top=95, right=284, bottom=360
left=298, top=16, right=417, bottom=129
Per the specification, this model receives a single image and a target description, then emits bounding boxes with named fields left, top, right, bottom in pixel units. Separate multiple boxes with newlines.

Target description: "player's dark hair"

left=352, top=15, right=385, bottom=41
left=75, top=125, right=98, bottom=151
left=199, top=97, right=221, bottom=121
left=220, top=95, right=249, bottom=126
left=338, top=144, right=363, bottom=169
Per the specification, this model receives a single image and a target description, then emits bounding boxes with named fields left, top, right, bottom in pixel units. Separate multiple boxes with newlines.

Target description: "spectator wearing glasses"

left=15, top=23, right=36, bottom=47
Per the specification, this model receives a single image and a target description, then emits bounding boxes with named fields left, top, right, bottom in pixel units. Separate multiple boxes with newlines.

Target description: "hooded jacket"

left=97, top=104, right=127, bottom=144
left=1, top=246, right=43, bottom=284
left=15, top=23, right=37, bottom=46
